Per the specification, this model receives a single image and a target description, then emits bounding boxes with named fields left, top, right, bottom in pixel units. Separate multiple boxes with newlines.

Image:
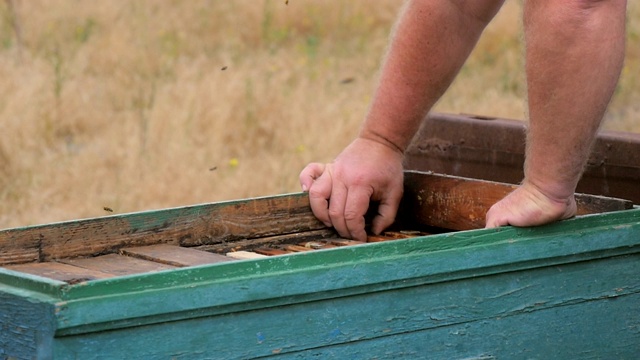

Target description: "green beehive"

left=1, top=169, right=639, bottom=359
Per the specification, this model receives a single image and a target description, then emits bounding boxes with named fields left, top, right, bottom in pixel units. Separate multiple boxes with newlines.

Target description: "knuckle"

left=308, top=186, right=328, bottom=199
left=343, top=209, right=362, bottom=223
left=328, top=208, right=343, bottom=219
left=308, top=187, right=322, bottom=197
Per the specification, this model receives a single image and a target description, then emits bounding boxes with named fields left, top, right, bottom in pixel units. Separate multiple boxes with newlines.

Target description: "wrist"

left=523, top=154, right=581, bottom=202
left=358, top=128, right=406, bottom=156
left=520, top=177, right=575, bottom=207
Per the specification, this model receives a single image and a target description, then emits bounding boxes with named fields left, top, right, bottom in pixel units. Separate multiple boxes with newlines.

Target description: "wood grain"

left=51, top=253, right=640, bottom=359
left=121, top=244, right=235, bottom=267
left=0, top=193, right=323, bottom=265
left=0, top=290, right=56, bottom=359
left=60, top=254, right=175, bottom=276
left=194, top=228, right=337, bottom=254
left=401, top=171, right=634, bottom=231
left=405, top=112, right=640, bottom=204
left=0, top=172, right=634, bottom=267
left=4, top=262, right=114, bottom=283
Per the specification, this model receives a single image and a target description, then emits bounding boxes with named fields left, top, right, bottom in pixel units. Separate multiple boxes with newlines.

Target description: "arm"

left=485, top=0, right=626, bottom=227
left=300, top=0, right=505, bottom=241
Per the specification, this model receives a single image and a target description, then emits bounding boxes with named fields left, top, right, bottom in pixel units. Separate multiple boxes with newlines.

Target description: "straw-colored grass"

left=0, top=1, right=638, bottom=228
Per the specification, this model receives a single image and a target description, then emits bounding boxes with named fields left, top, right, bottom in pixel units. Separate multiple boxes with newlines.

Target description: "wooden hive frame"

left=0, top=171, right=632, bottom=282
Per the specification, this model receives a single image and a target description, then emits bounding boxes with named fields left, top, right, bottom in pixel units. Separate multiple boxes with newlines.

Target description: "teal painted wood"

left=50, top=208, right=640, bottom=334
left=1, top=205, right=639, bottom=359
left=52, top=252, right=640, bottom=359
left=278, top=294, right=640, bottom=359
left=0, top=285, right=57, bottom=360
left=29, top=208, right=634, bottom=335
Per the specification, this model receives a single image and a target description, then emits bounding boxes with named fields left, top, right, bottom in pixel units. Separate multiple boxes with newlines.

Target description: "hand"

left=485, top=181, right=577, bottom=228
left=299, top=138, right=405, bottom=241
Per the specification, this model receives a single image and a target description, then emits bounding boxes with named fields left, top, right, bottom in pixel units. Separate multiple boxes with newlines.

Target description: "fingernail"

left=302, top=184, right=308, bottom=192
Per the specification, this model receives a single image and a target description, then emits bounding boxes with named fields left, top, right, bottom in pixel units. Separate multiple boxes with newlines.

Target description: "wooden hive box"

left=405, top=112, right=640, bottom=204
left=2, top=115, right=640, bottom=359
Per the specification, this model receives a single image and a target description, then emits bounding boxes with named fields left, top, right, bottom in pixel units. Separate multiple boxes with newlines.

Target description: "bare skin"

left=300, top=0, right=626, bottom=241
left=485, top=0, right=626, bottom=227
left=300, top=0, right=505, bottom=241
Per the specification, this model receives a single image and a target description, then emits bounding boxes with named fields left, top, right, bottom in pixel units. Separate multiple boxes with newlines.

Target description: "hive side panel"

left=52, top=253, right=640, bottom=359
left=275, top=293, right=640, bottom=359
left=0, top=288, right=56, bottom=360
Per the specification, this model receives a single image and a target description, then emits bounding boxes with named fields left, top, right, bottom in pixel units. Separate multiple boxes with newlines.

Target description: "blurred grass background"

left=0, top=0, right=638, bottom=228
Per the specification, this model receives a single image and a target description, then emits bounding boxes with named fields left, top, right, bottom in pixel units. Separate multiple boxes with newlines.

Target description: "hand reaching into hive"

left=485, top=181, right=577, bottom=228
left=297, top=2, right=504, bottom=240
left=299, top=137, right=404, bottom=242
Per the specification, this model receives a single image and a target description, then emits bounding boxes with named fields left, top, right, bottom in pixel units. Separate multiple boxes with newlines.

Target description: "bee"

left=221, top=66, right=228, bottom=71
left=103, top=206, right=114, bottom=213
left=340, top=77, right=355, bottom=85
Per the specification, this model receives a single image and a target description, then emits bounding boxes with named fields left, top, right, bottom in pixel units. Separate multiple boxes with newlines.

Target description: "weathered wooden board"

left=121, top=244, right=235, bottom=267
left=0, top=172, right=630, bottom=267
left=0, top=288, right=56, bottom=359
left=400, top=170, right=634, bottom=231
left=49, top=253, right=640, bottom=359
left=195, top=228, right=337, bottom=255
left=0, top=193, right=324, bottom=265
left=282, top=294, right=640, bottom=359
left=4, top=262, right=114, bottom=283
left=405, top=112, right=640, bottom=204
left=61, top=254, right=176, bottom=276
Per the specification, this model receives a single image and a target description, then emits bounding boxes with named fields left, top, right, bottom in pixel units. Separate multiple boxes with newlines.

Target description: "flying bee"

left=103, top=206, right=114, bottom=213
left=340, top=77, right=355, bottom=84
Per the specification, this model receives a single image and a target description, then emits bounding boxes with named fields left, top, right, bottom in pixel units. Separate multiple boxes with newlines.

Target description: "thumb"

left=299, top=162, right=326, bottom=192
left=485, top=203, right=510, bottom=229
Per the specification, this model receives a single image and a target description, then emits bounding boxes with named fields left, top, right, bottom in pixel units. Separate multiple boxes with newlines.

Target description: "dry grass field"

left=1, top=1, right=639, bottom=229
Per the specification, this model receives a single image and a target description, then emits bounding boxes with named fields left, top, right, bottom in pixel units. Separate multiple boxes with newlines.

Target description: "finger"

left=308, top=169, right=333, bottom=227
left=484, top=204, right=510, bottom=228
left=299, top=162, right=326, bottom=192
left=299, top=163, right=326, bottom=192
left=327, top=180, right=350, bottom=238
left=371, top=187, right=403, bottom=235
left=343, top=187, right=373, bottom=242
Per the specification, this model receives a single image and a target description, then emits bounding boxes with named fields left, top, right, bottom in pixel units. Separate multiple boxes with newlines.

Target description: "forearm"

left=360, top=0, right=505, bottom=153
left=523, top=0, right=626, bottom=200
